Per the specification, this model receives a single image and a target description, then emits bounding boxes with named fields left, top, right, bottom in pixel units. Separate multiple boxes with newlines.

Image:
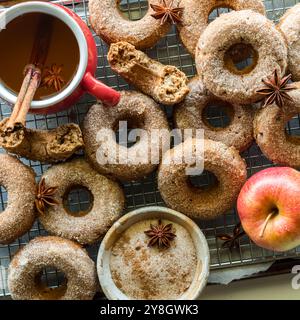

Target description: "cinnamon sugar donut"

left=83, top=91, right=169, bottom=181
left=0, top=154, right=36, bottom=244
left=196, top=10, right=287, bottom=104
left=39, top=158, right=125, bottom=245
left=89, top=0, right=170, bottom=49
left=108, top=42, right=189, bottom=105
left=278, top=3, right=300, bottom=81
left=179, top=0, right=265, bottom=56
left=158, top=138, right=247, bottom=219
left=8, top=236, right=97, bottom=300
left=254, top=86, right=300, bottom=167
left=174, top=77, right=254, bottom=152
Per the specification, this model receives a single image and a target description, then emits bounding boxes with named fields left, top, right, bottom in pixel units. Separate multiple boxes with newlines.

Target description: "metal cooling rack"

left=0, top=0, right=300, bottom=298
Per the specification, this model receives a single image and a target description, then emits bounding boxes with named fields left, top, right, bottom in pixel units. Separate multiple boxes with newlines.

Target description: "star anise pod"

left=150, top=0, right=184, bottom=25
left=42, top=64, right=65, bottom=92
left=256, top=69, right=296, bottom=108
left=35, top=178, right=59, bottom=215
left=216, top=223, right=246, bottom=251
left=144, top=219, right=176, bottom=248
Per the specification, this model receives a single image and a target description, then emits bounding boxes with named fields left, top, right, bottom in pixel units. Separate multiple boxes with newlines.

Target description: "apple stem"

left=259, top=211, right=276, bottom=238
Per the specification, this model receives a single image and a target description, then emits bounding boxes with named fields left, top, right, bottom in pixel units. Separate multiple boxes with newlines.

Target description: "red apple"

left=237, top=167, right=300, bottom=252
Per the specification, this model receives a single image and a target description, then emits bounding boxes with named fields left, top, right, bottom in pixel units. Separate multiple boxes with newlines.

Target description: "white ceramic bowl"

left=97, top=206, right=210, bottom=300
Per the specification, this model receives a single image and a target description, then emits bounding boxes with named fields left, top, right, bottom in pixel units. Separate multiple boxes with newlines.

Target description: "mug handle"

left=82, top=72, right=120, bottom=107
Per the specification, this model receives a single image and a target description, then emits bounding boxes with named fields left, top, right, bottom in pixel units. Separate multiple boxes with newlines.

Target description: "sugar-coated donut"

left=278, top=3, right=300, bottom=81
left=178, top=0, right=265, bottom=56
left=254, top=86, right=300, bottom=167
left=83, top=91, right=169, bottom=181
left=174, top=76, right=254, bottom=152
left=108, top=41, right=189, bottom=105
left=39, top=158, right=125, bottom=245
left=0, top=154, right=36, bottom=244
left=158, top=138, right=247, bottom=219
left=196, top=10, right=287, bottom=104
left=8, top=236, right=97, bottom=300
left=89, top=0, right=170, bottom=49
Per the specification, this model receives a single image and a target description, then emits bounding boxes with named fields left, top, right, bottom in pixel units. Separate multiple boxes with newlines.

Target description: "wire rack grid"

left=0, top=0, right=300, bottom=298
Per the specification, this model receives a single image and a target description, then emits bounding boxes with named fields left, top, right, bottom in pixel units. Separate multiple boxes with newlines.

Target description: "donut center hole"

left=115, top=117, right=145, bottom=148
left=285, top=114, right=300, bottom=144
left=35, top=266, right=67, bottom=299
left=0, top=186, right=8, bottom=213
left=208, top=6, right=232, bottom=23
left=202, top=100, right=233, bottom=129
left=188, top=170, right=219, bottom=191
left=224, top=43, right=258, bottom=75
left=63, top=185, right=93, bottom=217
left=118, top=0, right=148, bottom=20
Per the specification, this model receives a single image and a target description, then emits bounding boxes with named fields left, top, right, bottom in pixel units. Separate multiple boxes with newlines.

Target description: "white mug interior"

left=0, top=1, right=88, bottom=110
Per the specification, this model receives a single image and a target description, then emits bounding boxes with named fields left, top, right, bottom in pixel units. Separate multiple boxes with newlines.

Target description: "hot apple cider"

left=0, top=12, right=80, bottom=100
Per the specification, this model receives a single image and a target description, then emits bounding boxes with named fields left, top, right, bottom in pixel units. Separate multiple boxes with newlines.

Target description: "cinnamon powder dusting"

left=110, top=219, right=198, bottom=300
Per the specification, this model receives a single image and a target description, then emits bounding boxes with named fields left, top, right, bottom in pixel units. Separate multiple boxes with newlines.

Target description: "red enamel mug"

left=0, top=1, right=120, bottom=114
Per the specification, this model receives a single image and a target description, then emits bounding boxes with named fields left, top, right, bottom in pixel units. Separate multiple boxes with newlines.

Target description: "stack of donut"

left=3, top=155, right=125, bottom=300
left=3, top=0, right=300, bottom=300
left=86, top=0, right=300, bottom=221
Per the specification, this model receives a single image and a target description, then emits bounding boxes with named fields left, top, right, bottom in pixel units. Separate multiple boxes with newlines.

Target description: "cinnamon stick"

left=5, top=65, right=41, bottom=132
left=4, top=14, right=53, bottom=131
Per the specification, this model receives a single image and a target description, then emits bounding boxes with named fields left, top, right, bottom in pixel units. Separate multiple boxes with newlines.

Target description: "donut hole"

left=188, top=170, right=219, bottom=192
left=285, top=114, right=300, bottom=144
left=0, top=186, right=8, bottom=213
left=118, top=0, right=148, bottom=21
left=202, top=100, right=233, bottom=129
left=224, top=43, right=258, bottom=75
left=63, top=185, right=94, bottom=217
left=208, top=7, right=232, bottom=23
left=34, top=266, right=67, bottom=299
left=114, top=117, right=145, bottom=148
